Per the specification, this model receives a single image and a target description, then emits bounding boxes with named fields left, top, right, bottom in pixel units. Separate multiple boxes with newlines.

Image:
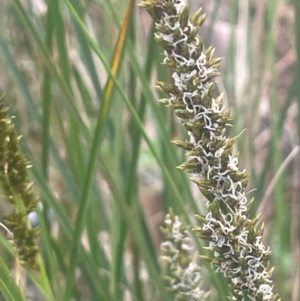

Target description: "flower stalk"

left=139, top=1, right=280, bottom=300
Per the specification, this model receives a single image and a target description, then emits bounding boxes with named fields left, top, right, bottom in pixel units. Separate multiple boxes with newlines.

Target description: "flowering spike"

left=0, top=96, right=40, bottom=270
left=141, top=1, right=279, bottom=300
left=160, top=209, right=209, bottom=300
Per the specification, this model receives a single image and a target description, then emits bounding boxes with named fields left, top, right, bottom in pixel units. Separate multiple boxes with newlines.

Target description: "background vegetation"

left=0, top=0, right=299, bottom=300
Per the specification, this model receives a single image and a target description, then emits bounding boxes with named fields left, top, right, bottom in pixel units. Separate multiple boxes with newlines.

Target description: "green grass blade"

left=62, top=0, right=134, bottom=299
left=0, top=256, right=26, bottom=301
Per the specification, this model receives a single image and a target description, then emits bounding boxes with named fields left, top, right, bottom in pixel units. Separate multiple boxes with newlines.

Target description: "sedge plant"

left=0, top=0, right=297, bottom=300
